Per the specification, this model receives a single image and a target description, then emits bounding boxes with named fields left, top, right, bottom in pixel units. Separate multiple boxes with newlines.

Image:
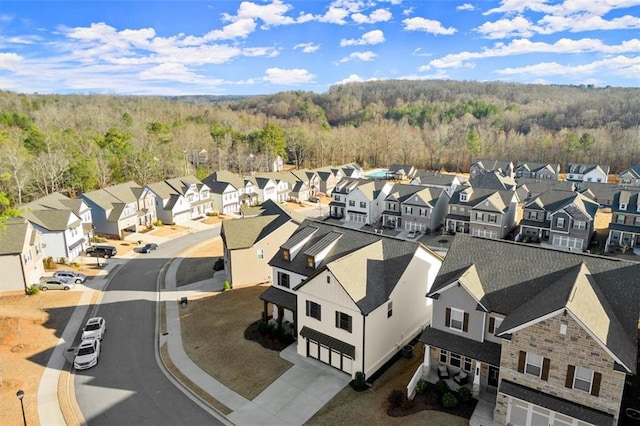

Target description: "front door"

left=488, top=365, right=499, bottom=387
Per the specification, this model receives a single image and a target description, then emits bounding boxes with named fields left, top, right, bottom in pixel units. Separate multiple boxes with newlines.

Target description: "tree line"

left=0, top=79, right=639, bottom=212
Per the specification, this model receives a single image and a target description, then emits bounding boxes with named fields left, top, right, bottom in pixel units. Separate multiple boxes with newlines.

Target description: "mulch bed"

left=244, top=319, right=295, bottom=351
left=387, top=388, right=477, bottom=419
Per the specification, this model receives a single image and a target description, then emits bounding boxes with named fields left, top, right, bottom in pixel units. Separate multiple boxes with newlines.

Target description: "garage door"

left=507, top=397, right=595, bottom=426
left=300, top=326, right=354, bottom=375
left=405, top=222, right=426, bottom=232
left=472, top=228, right=497, bottom=239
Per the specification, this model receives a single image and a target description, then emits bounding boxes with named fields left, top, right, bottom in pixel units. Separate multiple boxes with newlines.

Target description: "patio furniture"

left=438, top=365, right=450, bottom=379
left=453, top=371, right=469, bottom=385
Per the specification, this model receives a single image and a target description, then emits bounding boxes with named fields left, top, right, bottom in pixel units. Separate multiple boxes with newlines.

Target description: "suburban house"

left=315, top=167, right=343, bottom=195
left=220, top=200, right=302, bottom=288
left=340, top=163, right=365, bottom=179
left=470, top=159, right=515, bottom=179
left=201, top=177, right=240, bottom=215
left=605, top=190, right=640, bottom=254
left=248, top=176, right=279, bottom=203
left=410, top=171, right=463, bottom=196
left=515, top=162, right=560, bottom=180
left=445, top=185, right=519, bottom=239
left=341, top=179, right=392, bottom=226
left=618, top=164, right=640, bottom=187
left=518, top=189, right=599, bottom=251
left=380, top=183, right=450, bottom=234
left=21, top=193, right=90, bottom=261
left=414, top=234, right=640, bottom=426
left=290, top=169, right=320, bottom=198
left=147, top=176, right=213, bottom=224
left=262, top=220, right=443, bottom=378
left=566, top=163, right=610, bottom=183
left=469, top=171, right=525, bottom=201
left=206, top=170, right=259, bottom=207
left=515, top=178, right=576, bottom=201
left=574, top=181, right=623, bottom=207
left=81, top=181, right=157, bottom=239
left=0, top=218, right=45, bottom=293
left=386, top=164, right=417, bottom=181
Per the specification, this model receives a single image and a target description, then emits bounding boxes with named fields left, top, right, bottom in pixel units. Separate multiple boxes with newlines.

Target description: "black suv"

left=85, top=245, right=117, bottom=258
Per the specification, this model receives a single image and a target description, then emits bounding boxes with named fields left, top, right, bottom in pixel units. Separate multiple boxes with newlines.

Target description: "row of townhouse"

left=471, top=159, right=619, bottom=184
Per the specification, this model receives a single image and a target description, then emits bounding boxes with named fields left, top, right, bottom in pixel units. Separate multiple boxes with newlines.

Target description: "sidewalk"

left=162, top=256, right=351, bottom=426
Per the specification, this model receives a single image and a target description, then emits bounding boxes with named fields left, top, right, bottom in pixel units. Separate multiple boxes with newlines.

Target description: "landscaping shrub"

left=387, top=389, right=405, bottom=409
left=27, top=285, right=39, bottom=295
left=57, top=257, right=67, bottom=265
left=441, top=392, right=459, bottom=408
left=435, top=379, right=450, bottom=397
left=43, top=257, right=56, bottom=270
left=223, top=280, right=231, bottom=291
left=415, top=378, right=428, bottom=395
left=153, top=219, right=163, bottom=227
left=457, top=386, right=473, bottom=403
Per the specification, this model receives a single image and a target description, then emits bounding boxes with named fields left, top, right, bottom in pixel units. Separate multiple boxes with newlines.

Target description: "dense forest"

left=0, top=80, right=639, bottom=209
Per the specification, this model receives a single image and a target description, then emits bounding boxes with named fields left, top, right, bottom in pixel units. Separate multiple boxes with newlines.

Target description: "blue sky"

left=1, top=0, right=639, bottom=95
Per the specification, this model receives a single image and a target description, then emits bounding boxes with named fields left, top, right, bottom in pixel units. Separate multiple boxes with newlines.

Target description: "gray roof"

left=449, top=186, right=514, bottom=213
left=523, top=189, right=598, bottom=219
left=611, top=191, right=640, bottom=214
left=413, top=171, right=460, bottom=186
left=0, top=218, right=31, bottom=255
left=203, top=170, right=246, bottom=190
left=471, top=159, right=513, bottom=174
left=429, top=234, right=640, bottom=373
left=259, top=286, right=297, bottom=311
left=221, top=199, right=298, bottom=250
left=279, top=220, right=435, bottom=315
left=419, top=326, right=501, bottom=366
left=469, top=171, right=517, bottom=191
left=81, top=181, right=143, bottom=212
left=619, top=164, right=640, bottom=179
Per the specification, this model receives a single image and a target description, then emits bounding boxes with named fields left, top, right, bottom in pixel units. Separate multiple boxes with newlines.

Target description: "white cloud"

left=494, top=55, right=640, bottom=80
left=457, top=3, right=477, bottom=11
left=0, top=52, right=23, bottom=71
left=294, top=42, right=320, bottom=53
left=421, top=37, right=640, bottom=69
left=412, top=47, right=432, bottom=57
left=263, top=67, right=315, bottom=84
left=536, top=13, right=640, bottom=34
left=139, top=63, right=205, bottom=83
left=340, top=29, right=385, bottom=46
left=339, top=51, right=377, bottom=63
left=476, top=16, right=537, bottom=39
left=351, top=8, right=392, bottom=24
left=318, top=6, right=351, bottom=24
left=484, top=0, right=558, bottom=15
left=403, top=17, right=457, bottom=35
left=222, top=0, right=296, bottom=27
left=335, top=74, right=365, bottom=84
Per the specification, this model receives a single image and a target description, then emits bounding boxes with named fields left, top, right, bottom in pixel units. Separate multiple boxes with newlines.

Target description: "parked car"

left=407, top=230, right=421, bottom=239
left=74, top=339, right=100, bottom=370
left=81, top=317, right=106, bottom=341
left=140, top=243, right=158, bottom=253
left=85, top=245, right=117, bottom=258
left=38, top=278, right=74, bottom=291
left=53, top=270, right=87, bottom=284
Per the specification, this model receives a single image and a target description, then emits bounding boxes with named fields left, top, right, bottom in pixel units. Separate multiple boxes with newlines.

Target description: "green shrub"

left=27, top=285, right=39, bottom=295
left=70, top=262, right=80, bottom=268
left=223, top=280, right=231, bottom=291
left=43, top=257, right=56, bottom=270
left=441, top=392, right=459, bottom=408
left=415, top=378, right=428, bottom=395
left=387, top=389, right=405, bottom=409
left=57, top=257, right=67, bottom=265
left=435, top=379, right=450, bottom=397
left=257, top=320, right=270, bottom=334
left=153, top=220, right=163, bottom=227
left=457, top=386, right=472, bottom=403
left=354, top=371, right=366, bottom=388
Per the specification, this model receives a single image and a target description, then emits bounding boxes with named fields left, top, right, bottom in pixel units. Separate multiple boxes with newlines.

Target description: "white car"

left=38, top=278, right=74, bottom=291
left=81, top=317, right=106, bottom=341
left=74, top=339, right=100, bottom=370
left=53, top=270, right=87, bottom=284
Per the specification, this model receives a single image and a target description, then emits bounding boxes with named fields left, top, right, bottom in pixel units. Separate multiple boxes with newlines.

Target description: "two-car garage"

left=300, top=326, right=354, bottom=375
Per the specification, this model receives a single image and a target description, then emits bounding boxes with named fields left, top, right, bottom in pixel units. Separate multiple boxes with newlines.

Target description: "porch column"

left=423, top=344, right=431, bottom=370
left=473, top=361, right=481, bottom=396
left=262, top=300, right=269, bottom=322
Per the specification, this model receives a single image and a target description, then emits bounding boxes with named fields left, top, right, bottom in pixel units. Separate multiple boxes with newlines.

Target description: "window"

left=488, top=214, right=497, bottom=223
left=573, top=220, right=586, bottom=230
left=282, top=249, right=290, bottom=261
left=620, top=203, right=627, bottom=210
left=335, top=311, right=352, bottom=332
left=306, top=301, right=321, bottom=320
left=463, top=357, right=472, bottom=372
left=306, top=255, right=315, bottom=268
left=257, top=248, right=264, bottom=259
left=488, top=317, right=503, bottom=335
left=451, top=206, right=457, bottom=212
left=440, top=349, right=448, bottom=364
left=349, top=200, right=355, bottom=207
left=525, top=353, right=543, bottom=377
left=460, top=193, right=468, bottom=202
left=450, top=353, right=461, bottom=368
left=387, top=301, right=393, bottom=318
left=360, top=201, right=366, bottom=208
left=277, top=272, right=290, bottom=289
left=475, top=212, right=484, bottom=221
left=573, top=366, right=594, bottom=393
left=617, top=215, right=626, bottom=224
left=556, top=217, right=565, bottom=227
left=635, top=217, right=640, bottom=226
left=518, top=351, right=550, bottom=381
left=445, top=308, right=468, bottom=332
left=326, top=275, right=331, bottom=284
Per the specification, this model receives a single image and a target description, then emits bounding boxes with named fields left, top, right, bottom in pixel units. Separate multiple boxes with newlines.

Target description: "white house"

left=249, top=176, right=279, bottom=203
left=0, top=218, right=45, bottom=293
left=566, top=164, right=609, bottom=183
left=262, top=220, right=442, bottom=379
left=343, top=179, right=392, bottom=225
left=147, top=176, right=213, bottom=224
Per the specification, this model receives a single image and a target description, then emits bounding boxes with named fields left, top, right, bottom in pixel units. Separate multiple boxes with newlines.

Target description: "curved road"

left=74, top=228, right=225, bottom=425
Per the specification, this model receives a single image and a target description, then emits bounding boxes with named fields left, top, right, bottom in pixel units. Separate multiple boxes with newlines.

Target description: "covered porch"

left=259, top=286, right=297, bottom=337
left=446, top=216, right=470, bottom=234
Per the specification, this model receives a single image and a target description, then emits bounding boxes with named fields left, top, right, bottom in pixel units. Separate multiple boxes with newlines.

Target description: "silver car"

left=53, top=270, right=87, bottom=284
left=38, top=278, right=75, bottom=291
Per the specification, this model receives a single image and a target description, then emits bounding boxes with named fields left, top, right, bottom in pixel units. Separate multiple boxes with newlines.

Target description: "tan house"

left=0, top=218, right=45, bottom=293
left=414, top=234, right=640, bottom=426
left=221, top=200, right=302, bottom=288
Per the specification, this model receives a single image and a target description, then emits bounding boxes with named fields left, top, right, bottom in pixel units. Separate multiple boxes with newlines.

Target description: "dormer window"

left=620, top=203, right=627, bottom=210
left=306, top=255, right=315, bottom=268
left=460, top=193, right=468, bottom=202
left=282, top=249, right=290, bottom=261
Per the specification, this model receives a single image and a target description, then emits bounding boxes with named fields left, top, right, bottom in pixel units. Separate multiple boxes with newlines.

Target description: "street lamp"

left=16, top=389, right=26, bottom=426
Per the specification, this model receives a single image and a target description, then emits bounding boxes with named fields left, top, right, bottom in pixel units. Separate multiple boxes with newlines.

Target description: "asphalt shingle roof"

left=0, top=218, right=30, bottom=255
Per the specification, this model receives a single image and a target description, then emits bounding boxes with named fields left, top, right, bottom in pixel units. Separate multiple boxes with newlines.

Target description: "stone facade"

left=493, top=313, right=625, bottom=425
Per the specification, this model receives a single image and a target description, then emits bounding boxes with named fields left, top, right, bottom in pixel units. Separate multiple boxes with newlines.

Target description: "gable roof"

left=0, top=218, right=32, bottom=255
left=430, top=234, right=640, bottom=373
left=619, top=164, right=640, bottom=179
left=450, top=185, right=515, bottom=211
left=21, top=193, right=83, bottom=231
left=471, top=159, right=513, bottom=174
left=221, top=199, right=299, bottom=250
left=280, top=220, right=440, bottom=315
left=412, top=171, right=461, bottom=187
left=203, top=170, right=246, bottom=190
left=524, top=189, right=598, bottom=219
left=469, top=171, right=516, bottom=191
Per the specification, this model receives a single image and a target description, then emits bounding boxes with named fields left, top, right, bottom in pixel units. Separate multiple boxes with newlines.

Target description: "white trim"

left=431, top=279, right=489, bottom=312
left=497, top=308, right=564, bottom=336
